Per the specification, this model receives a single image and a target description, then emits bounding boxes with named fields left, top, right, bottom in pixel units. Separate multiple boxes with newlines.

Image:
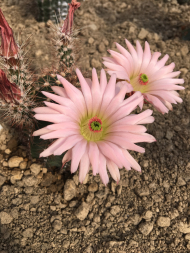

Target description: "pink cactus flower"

left=0, top=9, right=19, bottom=59
left=103, top=39, right=185, bottom=114
left=61, top=0, right=81, bottom=36
left=0, top=69, right=21, bottom=103
left=33, top=68, right=156, bottom=185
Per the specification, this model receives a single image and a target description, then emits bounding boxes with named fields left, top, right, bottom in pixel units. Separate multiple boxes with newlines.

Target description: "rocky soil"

left=0, top=0, right=190, bottom=252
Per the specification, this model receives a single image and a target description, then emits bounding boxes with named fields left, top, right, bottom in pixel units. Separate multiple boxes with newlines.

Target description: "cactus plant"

left=36, top=0, right=70, bottom=23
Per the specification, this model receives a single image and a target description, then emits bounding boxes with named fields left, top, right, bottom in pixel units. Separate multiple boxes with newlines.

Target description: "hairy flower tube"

left=0, top=69, right=21, bottom=103
left=103, top=39, right=185, bottom=114
left=0, top=8, right=19, bottom=59
left=61, top=0, right=81, bottom=36
left=33, top=68, right=156, bottom=185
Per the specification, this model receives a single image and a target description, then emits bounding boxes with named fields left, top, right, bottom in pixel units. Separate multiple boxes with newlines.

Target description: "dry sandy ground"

left=0, top=0, right=190, bottom=252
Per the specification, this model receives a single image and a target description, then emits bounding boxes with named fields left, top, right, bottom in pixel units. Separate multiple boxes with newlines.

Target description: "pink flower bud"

left=0, top=69, right=21, bottom=103
left=0, top=9, right=19, bottom=59
left=61, top=0, right=80, bottom=36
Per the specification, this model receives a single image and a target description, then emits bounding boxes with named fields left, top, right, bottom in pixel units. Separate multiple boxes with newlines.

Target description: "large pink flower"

left=33, top=68, right=155, bottom=185
left=103, top=39, right=185, bottom=114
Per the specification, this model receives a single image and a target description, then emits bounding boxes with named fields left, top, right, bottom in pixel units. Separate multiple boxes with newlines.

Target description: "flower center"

left=130, top=73, right=149, bottom=93
left=139, top=73, right=149, bottom=85
left=89, top=116, right=102, bottom=132
left=80, top=115, right=104, bottom=142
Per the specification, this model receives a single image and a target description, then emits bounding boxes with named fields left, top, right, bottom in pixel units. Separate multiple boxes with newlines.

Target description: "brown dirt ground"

left=0, top=0, right=190, bottom=252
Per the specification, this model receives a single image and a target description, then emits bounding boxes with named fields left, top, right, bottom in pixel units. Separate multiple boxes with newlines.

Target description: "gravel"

left=0, top=0, right=190, bottom=252
left=75, top=202, right=90, bottom=221
left=64, top=179, right=77, bottom=201
left=0, top=212, right=13, bottom=224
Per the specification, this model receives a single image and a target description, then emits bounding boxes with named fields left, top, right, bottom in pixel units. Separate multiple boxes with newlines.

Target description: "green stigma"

left=139, top=73, right=149, bottom=85
left=90, top=121, right=102, bottom=131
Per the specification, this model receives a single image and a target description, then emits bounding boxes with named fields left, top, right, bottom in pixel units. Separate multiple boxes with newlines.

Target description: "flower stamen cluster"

left=88, top=116, right=102, bottom=133
left=139, top=73, right=148, bottom=85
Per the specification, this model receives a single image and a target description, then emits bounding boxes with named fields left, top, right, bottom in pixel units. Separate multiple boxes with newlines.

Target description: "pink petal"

left=33, top=127, right=53, bottom=136
left=162, top=71, right=181, bottom=79
left=40, top=129, right=79, bottom=140
left=54, top=135, right=83, bottom=156
left=44, top=101, right=65, bottom=114
left=144, top=93, right=169, bottom=114
left=106, top=158, right=120, bottom=182
left=115, top=81, right=133, bottom=95
left=108, top=124, right=147, bottom=134
left=108, top=95, right=143, bottom=124
left=103, top=60, right=127, bottom=72
left=91, top=68, right=102, bottom=115
left=88, top=142, right=99, bottom=175
left=40, top=138, right=65, bottom=157
left=46, top=122, right=78, bottom=131
left=97, top=141, right=123, bottom=168
left=140, top=41, right=151, bottom=73
left=107, top=70, right=129, bottom=80
left=116, top=42, right=134, bottom=74
left=102, top=56, right=119, bottom=64
left=125, top=39, right=138, bottom=62
left=122, top=149, right=141, bottom=172
left=121, top=91, right=142, bottom=107
left=107, top=132, right=156, bottom=143
left=103, top=135, right=145, bottom=153
left=71, top=139, right=87, bottom=173
left=33, top=107, right=59, bottom=114
left=155, top=54, right=169, bottom=70
left=162, top=100, right=173, bottom=110
left=62, top=149, right=72, bottom=166
left=108, top=49, right=132, bottom=75
left=76, top=68, right=93, bottom=115
left=144, top=52, right=162, bottom=76
left=42, top=91, right=80, bottom=114
left=126, top=39, right=143, bottom=76
left=146, top=90, right=177, bottom=104
left=100, top=69, right=107, bottom=94
left=138, top=99, right=144, bottom=110
left=148, top=63, right=176, bottom=82
left=148, top=83, right=184, bottom=91
left=119, top=109, right=153, bottom=125
left=136, top=40, right=143, bottom=64
left=34, top=114, right=69, bottom=123
left=103, top=82, right=129, bottom=120
left=147, top=52, right=161, bottom=68
left=42, top=91, right=69, bottom=106
left=98, top=152, right=109, bottom=185
left=137, top=116, right=154, bottom=124
left=99, top=74, right=117, bottom=117
left=44, top=101, right=80, bottom=122
left=51, top=86, right=68, bottom=97
left=85, top=78, right=92, bottom=88
left=57, top=74, right=86, bottom=116
left=98, top=141, right=131, bottom=170
left=150, top=78, right=184, bottom=86
left=169, top=91, right=183, bottom=103
left=79, top=152, right=90, bottom=183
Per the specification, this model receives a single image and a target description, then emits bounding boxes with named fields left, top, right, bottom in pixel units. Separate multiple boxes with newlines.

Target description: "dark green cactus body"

left=36, top=0, right=70, bottom=23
